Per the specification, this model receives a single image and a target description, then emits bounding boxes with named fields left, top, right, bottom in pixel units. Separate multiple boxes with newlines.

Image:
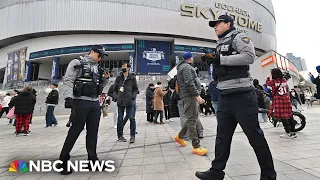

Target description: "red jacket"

left=266, top=77, right=292, bottom=119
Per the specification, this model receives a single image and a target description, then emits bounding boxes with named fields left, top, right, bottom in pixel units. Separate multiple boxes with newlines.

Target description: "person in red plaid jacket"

left=266, top=68, right=297, bottom=139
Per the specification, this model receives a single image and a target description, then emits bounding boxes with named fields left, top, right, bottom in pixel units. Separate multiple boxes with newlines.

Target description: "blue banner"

left=51, top=57, right=60, bottom=82
left=175, top=45, right=214, bottom=53
left=6, top=47, right=27, bottom=85
left=174, top=51, right=179, bottom=66
left=136, top=40, right=171, bottom=75
left=29, top=44, right=134, bottom=59
left=24, top=61, right=32, bottom=82
left=129, top=52, right=135, bottom=72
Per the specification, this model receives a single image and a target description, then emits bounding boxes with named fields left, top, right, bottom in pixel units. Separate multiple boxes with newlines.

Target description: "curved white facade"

left=0, top=0, right=276, bottom=49
left=0, top=0, right=277, bottom=85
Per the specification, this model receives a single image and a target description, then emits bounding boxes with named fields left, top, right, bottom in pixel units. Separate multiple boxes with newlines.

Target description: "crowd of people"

left=0, top=83, right=60, bottom=136
left=1, top=14, right=319, bottom=179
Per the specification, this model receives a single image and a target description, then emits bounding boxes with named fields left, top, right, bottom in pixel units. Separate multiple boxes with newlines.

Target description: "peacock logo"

left=9, top=160, right=29, bottom=172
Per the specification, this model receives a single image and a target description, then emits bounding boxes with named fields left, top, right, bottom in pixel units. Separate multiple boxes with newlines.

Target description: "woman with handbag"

left=266, top=68, right=297, bottom=139
left=8, top=86, right=36, bottom=136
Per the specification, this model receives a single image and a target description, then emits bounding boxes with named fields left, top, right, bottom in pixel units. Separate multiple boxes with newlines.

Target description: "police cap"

left=209, top=14, right=234, bottom=28
left=91, top=45, right=108, bottom=56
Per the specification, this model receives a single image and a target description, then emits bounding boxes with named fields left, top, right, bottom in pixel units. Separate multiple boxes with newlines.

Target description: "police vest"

left=73, top=57, right=104, bottom=98
left=214, top=32, right=250, bottom=82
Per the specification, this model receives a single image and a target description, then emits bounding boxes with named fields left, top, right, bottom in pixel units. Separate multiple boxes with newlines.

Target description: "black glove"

left=65, top=98, right=73, bottom=109
left=207, top=53, right=221, bottom=65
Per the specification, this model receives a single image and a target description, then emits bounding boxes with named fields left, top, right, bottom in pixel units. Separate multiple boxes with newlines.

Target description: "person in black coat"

left=9, top=86, right=36, bottom=136
left=45, top=83, right=59, bottom=127
left=253, top=79, right=265, bottom=109
left=163, top=86, right=172, bottom=121
left=113, top=63, right=139, bottom=143
left=168, top=76, right=180, bottom=119
left=146, top=83, right=155, bottom=122
left=205, top=87, right=215, bottom=115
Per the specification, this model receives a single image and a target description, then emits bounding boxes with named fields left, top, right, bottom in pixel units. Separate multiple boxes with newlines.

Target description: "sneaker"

left=166, top=120, right=170, bottom=123
left=291, top=133, right=297, bottom=138
left=169, top=119, right=174, bottom=122
left=280, top=133, right=295, bottom=139
left=15, top=132, right=21, bottom=137
left=174, top=135, right=187, bottom=147
left=117, top=136, right=127, bottom=142
left=198, top=134, right=204, bottom=139
left=24, top=132, right=30, bottom=136
left=192, top=147, right=208, bottom=156
left=130, top=137, right=135, bottom=143
left=114, top=125, right=117, bottom=129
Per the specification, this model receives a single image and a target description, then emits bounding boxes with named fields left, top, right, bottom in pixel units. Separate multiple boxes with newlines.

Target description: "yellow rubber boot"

left=192, top=147, right=208, bottom=156
left=174, top=135, right=187, bottom=147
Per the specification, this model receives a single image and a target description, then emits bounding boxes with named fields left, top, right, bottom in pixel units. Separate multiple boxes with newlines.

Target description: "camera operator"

left=196, top=14, right=276, bottom=180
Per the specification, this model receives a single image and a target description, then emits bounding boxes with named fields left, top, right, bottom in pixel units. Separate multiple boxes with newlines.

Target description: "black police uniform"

left=196, top=15, right=276, bottom=180
left=59, top=51, right=107, bottom=173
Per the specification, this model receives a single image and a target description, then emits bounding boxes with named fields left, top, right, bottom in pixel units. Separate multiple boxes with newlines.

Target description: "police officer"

left=195, top=15, right=277, bottom=180
left=58, top=45, right=109, bottom=175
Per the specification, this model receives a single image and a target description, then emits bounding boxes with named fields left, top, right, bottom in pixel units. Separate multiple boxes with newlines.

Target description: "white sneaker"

left=280, top=133, right=295, bottom=139
left=114, top=125, right=117, bottom=129
left=169, top=119, right=173, bottom=122
left=166, top=120, right=169, bottom=123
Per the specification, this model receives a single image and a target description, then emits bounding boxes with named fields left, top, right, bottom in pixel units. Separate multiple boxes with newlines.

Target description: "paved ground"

left=0, top=105, right=320, bottom=180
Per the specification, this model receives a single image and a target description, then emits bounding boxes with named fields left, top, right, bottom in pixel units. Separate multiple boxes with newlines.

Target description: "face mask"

left=122, top=68, right=127, bottom=73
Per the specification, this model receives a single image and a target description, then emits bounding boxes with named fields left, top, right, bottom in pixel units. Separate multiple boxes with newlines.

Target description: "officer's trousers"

left=60, top=99, right=101, bottom=161
left=211, top=90, right=276, bottom=180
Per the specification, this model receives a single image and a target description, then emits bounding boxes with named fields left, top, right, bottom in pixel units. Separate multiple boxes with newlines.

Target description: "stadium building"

left=0, top=0, right=277, bottom=87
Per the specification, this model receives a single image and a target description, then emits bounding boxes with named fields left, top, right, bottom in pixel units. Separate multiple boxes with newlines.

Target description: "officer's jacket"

left=215, top=30, right=256, bottom=90
left=63, top=55, right=108, bottom=101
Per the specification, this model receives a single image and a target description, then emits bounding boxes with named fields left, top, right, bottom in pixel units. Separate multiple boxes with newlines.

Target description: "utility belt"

left=219, top=86, right=254, bottom=96
left=73, top=78, right=103, bottom=98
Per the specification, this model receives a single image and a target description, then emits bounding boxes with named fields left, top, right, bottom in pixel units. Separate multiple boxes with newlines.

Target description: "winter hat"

left=316, top=65, right=320, bottom=73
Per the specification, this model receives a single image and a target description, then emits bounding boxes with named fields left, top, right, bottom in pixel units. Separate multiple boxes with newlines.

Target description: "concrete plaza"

left=0, top=105, right=320, bottom=180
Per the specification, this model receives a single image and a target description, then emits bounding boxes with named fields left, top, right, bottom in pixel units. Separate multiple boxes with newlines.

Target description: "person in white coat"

left=304, top=89, right=313, bottom=108
left=0, top=93, right=13, bottom=125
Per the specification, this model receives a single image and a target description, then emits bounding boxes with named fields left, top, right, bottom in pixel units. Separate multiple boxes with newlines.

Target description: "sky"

left=272, top=0, right=319, bottom=75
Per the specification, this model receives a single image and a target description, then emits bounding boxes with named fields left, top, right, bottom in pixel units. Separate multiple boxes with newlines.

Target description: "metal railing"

left=2, top=80, right=52, bottom=90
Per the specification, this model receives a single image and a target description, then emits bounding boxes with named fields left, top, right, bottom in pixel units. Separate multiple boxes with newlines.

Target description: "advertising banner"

left=129, top=52, right=134, bottom=72
left=51, top=57, right=60, bottom=82
left=136, top=40, right=171, bottom=75
left=24, top=61, right=33, bottom=82
left=6, top=47, right=27, bottom=85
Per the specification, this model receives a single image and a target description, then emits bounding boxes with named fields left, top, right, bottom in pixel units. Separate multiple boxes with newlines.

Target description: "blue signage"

left=136, top=40, right=171, bottom=75
left=129, top=52, right=135, bottom=72
left=29, top=44, right=134, bottom=59
left=51, top=57, right=60, bottom=82
left=24, top=61, right=32, bottom=82
left=175, top=45, right=214, bottom=53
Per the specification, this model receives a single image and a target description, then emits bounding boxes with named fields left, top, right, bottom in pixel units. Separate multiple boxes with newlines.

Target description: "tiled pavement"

left=0, top=105, right=320, bottom=180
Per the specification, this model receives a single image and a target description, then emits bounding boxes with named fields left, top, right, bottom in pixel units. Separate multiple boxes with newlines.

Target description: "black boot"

left=57, top=161, right=73, bottom=175
left=195, top=169, right=225, bottom=180
left=66, top=121, right=71, bottom=127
